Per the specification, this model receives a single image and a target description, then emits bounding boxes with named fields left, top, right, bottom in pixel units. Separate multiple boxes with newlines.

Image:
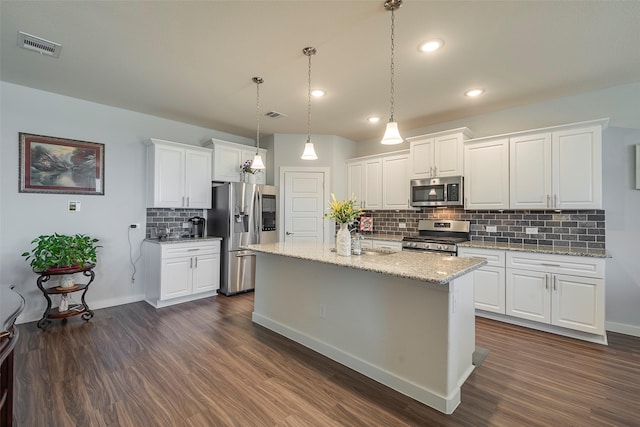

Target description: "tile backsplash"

left=360, top=208, right=605, bottom=250
left=146, top=208, right=206, bottom=238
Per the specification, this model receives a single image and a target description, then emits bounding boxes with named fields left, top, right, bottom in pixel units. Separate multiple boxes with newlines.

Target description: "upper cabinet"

left=464, top=119, right=607, bottom=210
left=510, top=125, right=603, bottom=209
left=147, top=138, right=212, bottom=209
left=408, top=128, right=472, bottom=179
left=464, top=138, right=510, bottom=210
left=209, top=138, right=266, bottom=184
left=347, top=150, right=409, bottom=210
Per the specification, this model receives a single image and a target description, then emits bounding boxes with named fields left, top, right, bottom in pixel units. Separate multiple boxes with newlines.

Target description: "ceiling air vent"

left=18, top=31, right=62, bottom=58
left=265, top=111, right=287, bottom=119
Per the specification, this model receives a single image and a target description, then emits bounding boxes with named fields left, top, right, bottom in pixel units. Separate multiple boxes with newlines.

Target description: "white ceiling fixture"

left=301, top=47, right=318, bottom=160
left=465, top=88, right=485, bottom=97
left=17, top=31, right=62, bottom=58
left=380, top=0, right=404, bottom=145
left=418, top=39, right=443, bottom=53
left=251, top=77, right=266, bottom=170
left=311, top=89, right=326, bottom=97
left=368, top=116, right=381, bottom=123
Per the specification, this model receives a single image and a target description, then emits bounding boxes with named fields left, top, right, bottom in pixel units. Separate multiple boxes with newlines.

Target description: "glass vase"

left=336, top=223, right=351, bottom=257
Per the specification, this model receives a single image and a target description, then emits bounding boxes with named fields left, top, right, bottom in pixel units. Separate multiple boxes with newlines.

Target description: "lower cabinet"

left=458, top=247, right=506, bottom=314
left=145, top=239, right=221, bottom=308
left=459, top=247, right=606, bottom=343
left=361, top=238, right=402, bottom=252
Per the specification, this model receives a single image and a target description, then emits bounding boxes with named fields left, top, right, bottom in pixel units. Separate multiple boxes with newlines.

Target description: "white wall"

left=356, top=82, right=640, bottom=336
left=0, top=82, right=252, bottom=323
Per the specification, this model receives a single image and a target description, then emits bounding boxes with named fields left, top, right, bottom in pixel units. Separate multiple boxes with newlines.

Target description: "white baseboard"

left=16, top=293, right=145, bottom=325
left=144, top=291, right=218, bottom=308
left=252, top=312, right=460, bottom=414
left=605, top=321, right=640, bottom=338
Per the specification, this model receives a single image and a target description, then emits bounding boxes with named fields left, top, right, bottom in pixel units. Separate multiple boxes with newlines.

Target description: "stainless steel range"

left=402, top=219, right=470, bottom=256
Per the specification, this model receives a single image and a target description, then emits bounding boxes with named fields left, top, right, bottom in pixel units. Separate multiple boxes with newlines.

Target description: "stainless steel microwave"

left=410, top=176, right=463, bottom=207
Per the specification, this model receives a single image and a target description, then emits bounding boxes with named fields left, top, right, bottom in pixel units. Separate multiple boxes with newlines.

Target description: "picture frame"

left=19, top=133, right=105, bottom=195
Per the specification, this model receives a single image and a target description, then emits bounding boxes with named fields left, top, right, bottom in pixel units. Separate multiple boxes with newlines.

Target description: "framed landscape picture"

left=19, top=133, right=105, bottom=195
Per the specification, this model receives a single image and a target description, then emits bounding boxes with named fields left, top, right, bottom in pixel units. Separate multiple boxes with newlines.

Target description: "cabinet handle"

left=187, top=197, right=190, bottom=207
left=194, top=257, right=198, bottom=268
left=541, top=263, right=560, bottom=267
left=553, top=275, right=557, bottom=291
left=429, top=166, right=433, bottom=177
left=546, top=194, right=550, bottom=208
left=434, top=166, right=438, bottom=176
left=554, top=194, right=558, bottom=208
left=190, top=257, right=193, bottom=268
left=545, top=274, right=549, bottom=290
left=187, top=248, right=200, bottom=252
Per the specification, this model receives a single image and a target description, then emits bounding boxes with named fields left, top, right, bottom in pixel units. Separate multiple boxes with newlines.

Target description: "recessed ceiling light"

left=418, top=39, right=443, bottom=53
left=367, top=116, right=381, bottom=123
left=311, top=89, right=325, bottom=97
left=465, top=88, right=485, bottom=97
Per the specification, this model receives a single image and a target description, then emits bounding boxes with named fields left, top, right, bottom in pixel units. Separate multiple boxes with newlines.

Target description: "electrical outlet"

left=526, top=227, right=538, bottom=234
left=182, top=222, right=190, bottom=229
left=319, top=304, right=327, bottom=319
left=398, top=222, right=407, bottom=229
left=486, top=225, right=497, bottom=233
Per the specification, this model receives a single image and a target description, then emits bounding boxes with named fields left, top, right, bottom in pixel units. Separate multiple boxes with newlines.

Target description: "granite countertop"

left=458, top=241, right=610, bottom=258
left=145, top=236, right=222, bottom=245
left=358, top=232, right=404, bottom=242
left=245, top=242, right=486, bottom=285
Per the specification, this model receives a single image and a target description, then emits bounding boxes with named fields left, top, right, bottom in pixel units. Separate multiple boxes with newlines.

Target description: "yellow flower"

left=325, top=193, right=364, bottom=224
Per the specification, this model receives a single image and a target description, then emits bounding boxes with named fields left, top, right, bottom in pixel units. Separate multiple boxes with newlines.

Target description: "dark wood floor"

left=14, top=293, right=640, bottom=427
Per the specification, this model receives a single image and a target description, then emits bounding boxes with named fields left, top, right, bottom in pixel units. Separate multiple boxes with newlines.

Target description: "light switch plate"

left=486, top=226, right=497, bottom=233
left=398, top=222, right=407, bottom=229
left=526, top=227, right=538, bottom=234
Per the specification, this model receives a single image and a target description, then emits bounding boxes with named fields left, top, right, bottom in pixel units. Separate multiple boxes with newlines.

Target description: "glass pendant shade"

left=301, top=141, right=318, bottom=160
left=381, top=121, right=403, bottom=145
left=252, top=153, right=266, bottom=169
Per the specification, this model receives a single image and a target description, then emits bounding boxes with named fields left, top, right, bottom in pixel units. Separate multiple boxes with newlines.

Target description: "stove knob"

left=437, top=244, right=445, bottom=251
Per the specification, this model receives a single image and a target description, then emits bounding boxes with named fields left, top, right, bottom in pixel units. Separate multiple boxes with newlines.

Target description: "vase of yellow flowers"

left=325, top=194, right=364, bottom=256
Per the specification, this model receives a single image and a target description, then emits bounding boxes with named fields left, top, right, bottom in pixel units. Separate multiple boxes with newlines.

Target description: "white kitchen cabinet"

left=147, top=138, right=212, bottom=208
left=506, top=252, right=605, bottom=335
left=346, top=156, right=389, bottom=210
left=371, top=239, right=402, bottom=252
left=210, top=138, right=266, bottom=184
left=144, top=239, right=221, bottom=308
left=382, top=154, right=410, bottom=209
left=463, top=138, right=510, bottom=210
left=509, top=124, right=603, bottom=209
left=458, top=247, right=506, bottom=314
left=408, top=128, right=472, bottom=179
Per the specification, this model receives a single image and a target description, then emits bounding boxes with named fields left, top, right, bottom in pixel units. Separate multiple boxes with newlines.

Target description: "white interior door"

left=283, top=171, right=325, bottom=244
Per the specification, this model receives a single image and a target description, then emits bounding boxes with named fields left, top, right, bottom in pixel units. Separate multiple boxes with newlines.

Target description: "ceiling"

left=2, top=1, right=640, bottom=143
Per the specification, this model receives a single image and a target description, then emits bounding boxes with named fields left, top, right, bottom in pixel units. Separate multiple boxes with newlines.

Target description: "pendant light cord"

left=255, top=77, right=262, bottom=154
left=307, top=51, right=312, bottom=143
left=389, top=7, right=396, bottom=123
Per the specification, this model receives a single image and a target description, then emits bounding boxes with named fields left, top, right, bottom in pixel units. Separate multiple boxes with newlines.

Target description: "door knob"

left=286, top=231, right=294, bottom=235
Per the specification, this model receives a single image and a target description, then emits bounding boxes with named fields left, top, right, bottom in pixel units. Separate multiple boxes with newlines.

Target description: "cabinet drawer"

left=506, top=252, right=604, bottom=279
left=458, top=248, right=505, bottom=267
left=161, top=241, right=221, bottom=258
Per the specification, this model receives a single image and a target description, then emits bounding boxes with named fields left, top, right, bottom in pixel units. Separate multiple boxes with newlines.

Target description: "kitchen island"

left=246, top=242, right=486, bottom=414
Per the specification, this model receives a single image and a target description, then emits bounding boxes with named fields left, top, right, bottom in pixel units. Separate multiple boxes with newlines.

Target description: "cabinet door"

left=347, top=161, right=365, bottom=207
left=510, top=133, right=552, bottom=209
left=153, top=144, right=186, bottom=208
left=185, top=149, right=212, bottom=208
left=464, top=138, right=510, bottom=209
left=473, top=266, right=506, bottom=314
left=364, top=159, right=382, bottom=210
left=161, top=257, right=192, bottom=300
left=552, top=126, right=602, bottom=209
left=382, top=154, right=409, bottom=209
left=410, top=138, right=435, bottom=178
left=213, top=144, right=242, bottom=182
left=506, top=268, right=550, bottom=323
left=552, top=274, right=604, bottom=334
left=434, top=134, right=463, bottom=177
left=192, top=253, right=220, bottom=294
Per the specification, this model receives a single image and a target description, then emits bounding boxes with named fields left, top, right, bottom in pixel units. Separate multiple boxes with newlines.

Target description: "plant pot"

left=336, top=223, right=351, bottom=257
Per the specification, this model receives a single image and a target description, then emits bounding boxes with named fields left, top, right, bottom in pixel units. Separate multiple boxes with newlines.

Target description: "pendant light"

left=251, top=77, right=266, bottom=170
left=301, top=47, right=318, bottom=160
left=381, top=0, right=404, bottom=145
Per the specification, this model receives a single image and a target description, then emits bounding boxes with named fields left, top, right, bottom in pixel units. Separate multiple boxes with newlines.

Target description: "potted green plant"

left=22, top=233, right=100, bottom=273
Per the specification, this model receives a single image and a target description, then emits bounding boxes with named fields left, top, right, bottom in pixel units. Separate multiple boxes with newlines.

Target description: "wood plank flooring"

left=14, top=293, right=640, bottom=426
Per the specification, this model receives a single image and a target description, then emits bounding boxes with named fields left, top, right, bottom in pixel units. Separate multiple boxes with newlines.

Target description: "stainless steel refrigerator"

left=207, top=182, right=278, bottom=295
